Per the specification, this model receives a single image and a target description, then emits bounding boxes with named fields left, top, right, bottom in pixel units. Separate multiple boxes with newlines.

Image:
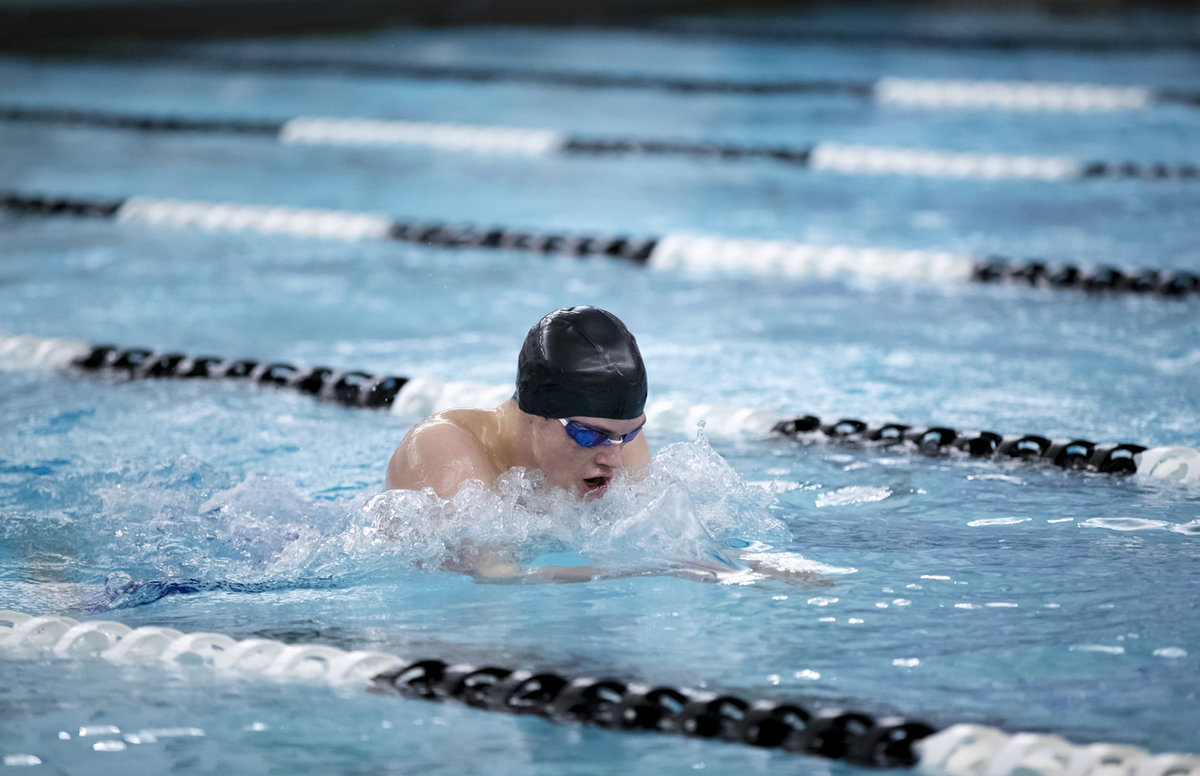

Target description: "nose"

left=593, top=442, right=626, bottom=469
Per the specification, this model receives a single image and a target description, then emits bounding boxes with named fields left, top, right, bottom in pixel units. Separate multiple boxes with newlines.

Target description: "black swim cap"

left=516, top=306, right=648, bottom=420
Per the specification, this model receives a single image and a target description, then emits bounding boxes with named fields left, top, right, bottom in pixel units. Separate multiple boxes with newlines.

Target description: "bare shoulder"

left=385, top=409, right=500, bottom=497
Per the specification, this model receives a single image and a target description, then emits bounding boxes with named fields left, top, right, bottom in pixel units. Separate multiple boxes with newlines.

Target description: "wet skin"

left=385, top=397, right=649, bottom=500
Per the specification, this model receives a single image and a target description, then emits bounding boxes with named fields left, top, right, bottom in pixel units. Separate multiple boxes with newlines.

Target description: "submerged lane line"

left=2, top=104, right=1197, bottom=182
left=3, top=191, right=1198, bottom=297
left=2, top=333, right=1198, bottom=483
left=625, top=20, right=1200, bottom=55
left=2, top=610, right=1198, bottom=775
left=49, top=52, right=1200, bottom=111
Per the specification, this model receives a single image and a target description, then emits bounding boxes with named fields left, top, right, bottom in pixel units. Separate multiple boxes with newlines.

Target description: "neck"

left=490, top=398, right=536, bottom=472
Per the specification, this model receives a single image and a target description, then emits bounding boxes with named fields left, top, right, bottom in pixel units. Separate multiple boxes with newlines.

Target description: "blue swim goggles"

left=559, top=418, right=643, bottom=449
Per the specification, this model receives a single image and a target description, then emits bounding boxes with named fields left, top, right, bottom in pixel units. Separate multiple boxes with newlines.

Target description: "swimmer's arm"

left=729, top=552, right=834, bottom=587
left=474, top=563, right=597, bottom=584
left=385, top=418, right=499, bottom=499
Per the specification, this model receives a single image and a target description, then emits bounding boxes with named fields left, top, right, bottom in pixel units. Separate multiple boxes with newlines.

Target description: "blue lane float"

left=3, top=104, right=1197, bottom=183
left=3, top=192, right=1198, bottom=299
left=2, top=334, right=1196, bottom=483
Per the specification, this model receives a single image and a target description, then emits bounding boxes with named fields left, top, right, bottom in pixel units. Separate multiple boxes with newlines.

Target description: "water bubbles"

left=358, top=437, right=786, bottom=581
left=71, top=437, right=801, bottom=596
left=83, top=467, right=365, bottom=610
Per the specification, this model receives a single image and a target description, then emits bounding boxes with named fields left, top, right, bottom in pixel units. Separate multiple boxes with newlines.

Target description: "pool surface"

left=2, top=4, right=1199, bottom=774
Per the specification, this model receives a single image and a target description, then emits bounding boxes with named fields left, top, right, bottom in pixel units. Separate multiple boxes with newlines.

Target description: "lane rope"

left=4, top=105, right=1198, bottom=182
left=2, top=610, right=1197, bottom=774
left=3, top=191, right=1198, bottom=298
left=3, top=334, right=1197, bottom=483
left=626, top=20, right=1200, bottom=55
left=58, top=53, right=1200, bottom=111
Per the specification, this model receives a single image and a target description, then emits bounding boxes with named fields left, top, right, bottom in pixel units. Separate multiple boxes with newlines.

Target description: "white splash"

left=360, top=437, right=792, bottom=581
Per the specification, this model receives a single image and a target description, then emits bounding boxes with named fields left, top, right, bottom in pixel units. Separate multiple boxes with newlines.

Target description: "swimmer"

left=385, top=306, right=651, bottom=502
left=383, top=308, right=828, bottom=586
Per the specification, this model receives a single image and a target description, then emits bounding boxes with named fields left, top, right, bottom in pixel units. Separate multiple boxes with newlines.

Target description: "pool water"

left=2, top=5, right=1199, bottom=774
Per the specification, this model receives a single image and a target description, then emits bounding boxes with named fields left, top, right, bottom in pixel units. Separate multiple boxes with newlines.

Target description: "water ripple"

left=814, top=485, right=893, bottom=508
left=967, top=517, right=1031, bottom=527
left=1169, top=519, right=1200, bottom=536
left=1079, top=517, right=1170, bottom=532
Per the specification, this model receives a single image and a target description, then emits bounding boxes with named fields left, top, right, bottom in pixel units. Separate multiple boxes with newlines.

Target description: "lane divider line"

left=627, top=20, right=1200, bottom=55
left=3, top=610, right=1197, bottom=774
left=2, top=334, right=1197, bottom=483
left=3, top=191, right=1197, bottom=297
left=61, top=53, right=1200, bottom=111
left=3, top=104, right=1198, bottom=181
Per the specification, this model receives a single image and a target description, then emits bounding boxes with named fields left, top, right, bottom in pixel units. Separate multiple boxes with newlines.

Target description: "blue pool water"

left=2, top=5, right=1199, bottom=774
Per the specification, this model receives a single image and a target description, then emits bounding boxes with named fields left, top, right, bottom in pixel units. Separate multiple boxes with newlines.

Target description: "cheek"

left=533, top=430, right=588, bottom=481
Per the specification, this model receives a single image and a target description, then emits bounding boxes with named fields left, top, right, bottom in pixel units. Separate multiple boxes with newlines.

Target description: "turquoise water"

left=2, top=6, right=1200, bottom=774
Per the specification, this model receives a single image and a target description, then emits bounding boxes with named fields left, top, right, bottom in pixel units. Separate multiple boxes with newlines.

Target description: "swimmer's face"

left=529, top=413, right=647, bottom=500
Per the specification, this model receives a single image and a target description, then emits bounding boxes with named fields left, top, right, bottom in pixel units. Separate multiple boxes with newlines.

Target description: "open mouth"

left=583, top=476, right=610, bottom=495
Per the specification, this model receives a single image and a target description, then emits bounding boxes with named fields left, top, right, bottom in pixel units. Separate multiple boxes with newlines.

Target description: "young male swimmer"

left=383, top=306, right=832, bottom=585
left=386, top=305, right=651, bottom=501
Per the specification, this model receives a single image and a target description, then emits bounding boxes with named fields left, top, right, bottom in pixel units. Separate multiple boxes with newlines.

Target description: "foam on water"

left=360, top=435, right=788, bottom=580
left=64, top=436, right=814, bottom=610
